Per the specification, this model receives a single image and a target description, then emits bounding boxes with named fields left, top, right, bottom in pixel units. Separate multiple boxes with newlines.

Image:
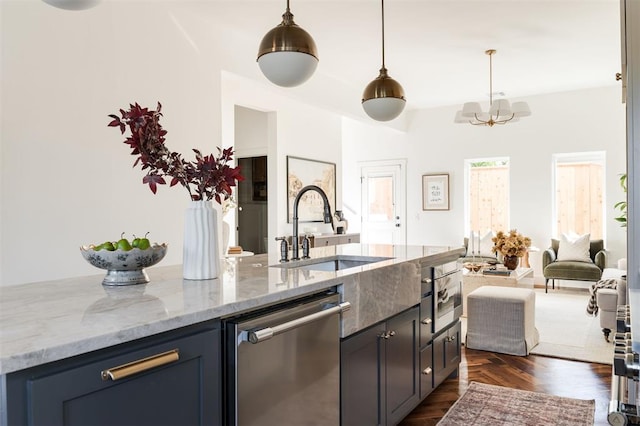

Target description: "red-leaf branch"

left=108, top=102, right=244, bottom=203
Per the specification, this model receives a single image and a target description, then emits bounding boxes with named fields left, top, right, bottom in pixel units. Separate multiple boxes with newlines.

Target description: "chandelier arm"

left=494, top=114, right=516, bottom=125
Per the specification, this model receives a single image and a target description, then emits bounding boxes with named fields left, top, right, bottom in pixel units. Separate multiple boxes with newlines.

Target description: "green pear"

left=116, top=232, right=132, bottom=251
left=137, top=232, right=151, bottom=250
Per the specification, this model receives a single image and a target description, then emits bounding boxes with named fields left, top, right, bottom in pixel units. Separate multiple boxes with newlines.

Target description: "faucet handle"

left=275, top=237, right=289, bottom=262
left=301, top=235, right=311, bottom=259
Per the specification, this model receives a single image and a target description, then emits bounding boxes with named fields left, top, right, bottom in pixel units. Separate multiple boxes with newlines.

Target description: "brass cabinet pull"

left=422, top=367, right=433, bottom=375
left=101, top=349, right=179, bottom=381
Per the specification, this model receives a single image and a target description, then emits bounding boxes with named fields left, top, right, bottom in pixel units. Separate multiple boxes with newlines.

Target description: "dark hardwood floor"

left=400, top=346, right=612, bottom=425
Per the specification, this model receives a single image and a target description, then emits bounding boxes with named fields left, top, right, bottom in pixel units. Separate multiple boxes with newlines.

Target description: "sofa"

left=594, top=259, right=627, bottom=341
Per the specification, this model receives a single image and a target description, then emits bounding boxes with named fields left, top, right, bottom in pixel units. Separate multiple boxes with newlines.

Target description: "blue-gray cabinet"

left=341, top=306, right=420, bottom=426
left=3, top=322, right=221, bottom=426
left=433, top=320, right=461, bottom=387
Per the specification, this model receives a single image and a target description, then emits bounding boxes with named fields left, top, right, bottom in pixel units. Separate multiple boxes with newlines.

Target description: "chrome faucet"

left=292, top=185, right=333, bottom=260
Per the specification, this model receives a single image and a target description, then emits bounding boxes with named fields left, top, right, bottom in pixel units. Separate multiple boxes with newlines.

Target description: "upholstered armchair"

left=542, top=238, right=607, bottom=293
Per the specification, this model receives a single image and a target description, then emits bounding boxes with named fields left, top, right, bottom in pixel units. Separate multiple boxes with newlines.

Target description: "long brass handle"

left=101, top=349, right=179, bottom=381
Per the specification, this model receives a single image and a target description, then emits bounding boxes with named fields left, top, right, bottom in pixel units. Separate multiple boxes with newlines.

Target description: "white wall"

left=0, top=2, right=343, bottom=286
left=343, top=86, right=627, bottom=283
left=0, top=1, right=626, bottom=287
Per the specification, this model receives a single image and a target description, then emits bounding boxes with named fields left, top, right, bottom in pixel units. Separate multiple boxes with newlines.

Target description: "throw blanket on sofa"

left=586, top=278, right=618, bottom=316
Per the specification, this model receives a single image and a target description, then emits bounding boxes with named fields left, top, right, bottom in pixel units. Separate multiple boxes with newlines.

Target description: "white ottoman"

left=466, top=286, right=539, bottom=356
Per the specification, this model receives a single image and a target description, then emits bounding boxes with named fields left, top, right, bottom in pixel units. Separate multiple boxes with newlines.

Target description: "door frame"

left=358, top=159, right=407, bottom=245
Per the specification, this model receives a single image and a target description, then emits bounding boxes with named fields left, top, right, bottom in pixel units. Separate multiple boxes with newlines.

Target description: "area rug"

left=529, top=288, right=613, bottom=364
left=461, top=288, right=614, bottom=364
left=437, top=382, right=595, bottom=426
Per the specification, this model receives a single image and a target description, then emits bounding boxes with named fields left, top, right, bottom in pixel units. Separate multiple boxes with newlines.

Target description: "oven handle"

left=245, top=302, right=351, bottom=344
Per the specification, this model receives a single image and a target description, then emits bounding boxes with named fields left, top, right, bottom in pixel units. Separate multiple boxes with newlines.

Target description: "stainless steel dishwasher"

left=224, top=291, right=349, bottom=426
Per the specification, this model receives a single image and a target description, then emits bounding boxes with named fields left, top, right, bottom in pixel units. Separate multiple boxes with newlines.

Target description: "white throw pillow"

left=478, top=231, right=495, bottom=257
left=557, top=233, right=592, bottom=263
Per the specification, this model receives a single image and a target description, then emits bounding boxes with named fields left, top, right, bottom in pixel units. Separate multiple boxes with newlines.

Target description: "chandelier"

left=455, top=49, right=531, bottom=127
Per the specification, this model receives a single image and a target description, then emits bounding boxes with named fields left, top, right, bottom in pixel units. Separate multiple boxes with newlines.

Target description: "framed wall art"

left=422, top=173, right=450, bottom=211
left=287, top=156, right=336, bottom=223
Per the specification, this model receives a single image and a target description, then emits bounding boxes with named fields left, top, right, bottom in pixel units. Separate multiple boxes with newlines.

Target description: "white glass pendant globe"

left=42, top=0, right=101, bottom=10
left=257, top=51, right=318, bottom=88
left=362, top=97, right=406, bottom=121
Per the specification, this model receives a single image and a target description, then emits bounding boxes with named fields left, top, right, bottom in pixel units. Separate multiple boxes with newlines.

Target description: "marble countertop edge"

left=0, top=244, right=465, bottom=375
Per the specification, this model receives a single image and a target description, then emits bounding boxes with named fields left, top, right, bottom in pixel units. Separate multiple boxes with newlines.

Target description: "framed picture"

left=287, top=156, right=336, bottom=223
left=422, top=173, right=450, bottom=210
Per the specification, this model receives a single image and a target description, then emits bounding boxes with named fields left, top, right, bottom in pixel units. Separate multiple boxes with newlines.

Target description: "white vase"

left=183, top=200, right=219, bottom=280
left=222, top=220, right=230, bottom=256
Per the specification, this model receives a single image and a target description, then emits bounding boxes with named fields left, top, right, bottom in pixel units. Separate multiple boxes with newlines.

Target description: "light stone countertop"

left=0, top=243, right=464, bottom=375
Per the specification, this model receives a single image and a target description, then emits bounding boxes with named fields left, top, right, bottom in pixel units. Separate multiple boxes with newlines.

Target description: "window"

left=552, top=152, right=605, bottom=239
left=465, top=157, right=510, bottom=235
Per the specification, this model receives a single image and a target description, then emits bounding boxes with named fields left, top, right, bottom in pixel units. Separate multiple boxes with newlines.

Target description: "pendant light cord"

left=381, top=0, right=386, bottom=69
left=488, top=50, right=493, bottom=107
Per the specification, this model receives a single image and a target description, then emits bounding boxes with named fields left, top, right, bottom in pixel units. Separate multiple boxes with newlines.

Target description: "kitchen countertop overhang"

left=0, top=244, right=464, bottom=375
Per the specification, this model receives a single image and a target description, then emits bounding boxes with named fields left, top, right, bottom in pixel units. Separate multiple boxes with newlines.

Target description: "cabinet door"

left=6, top=325, right=221, bottom=426
left=341, top=324, right=386, bottom=426
left=444, top=321, right=461, bottom=371
left=433, top=321, right=461, bottom=387
left=385, top=306, right=420, bottom=426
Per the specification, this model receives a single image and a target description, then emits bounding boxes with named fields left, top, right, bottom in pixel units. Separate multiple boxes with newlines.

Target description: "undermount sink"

left=272, top=255, right=392, bottom=272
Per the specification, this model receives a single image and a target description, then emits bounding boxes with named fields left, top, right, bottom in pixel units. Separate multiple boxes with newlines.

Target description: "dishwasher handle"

left=246, top=302, right=351, bottom=344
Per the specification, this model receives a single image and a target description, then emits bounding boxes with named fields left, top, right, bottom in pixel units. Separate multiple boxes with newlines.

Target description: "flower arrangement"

left=492, top=229, right=531, bottom=258
left=108, top=102, right=244, bottom=204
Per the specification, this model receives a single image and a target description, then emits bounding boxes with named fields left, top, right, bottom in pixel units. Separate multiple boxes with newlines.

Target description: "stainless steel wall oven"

left=430, top=261, right=463, bottom=334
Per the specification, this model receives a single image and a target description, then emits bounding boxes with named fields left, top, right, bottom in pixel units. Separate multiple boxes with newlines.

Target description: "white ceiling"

left=42, top=0, right=621, bottom=118
left=220, top=0, right=622, bottom=115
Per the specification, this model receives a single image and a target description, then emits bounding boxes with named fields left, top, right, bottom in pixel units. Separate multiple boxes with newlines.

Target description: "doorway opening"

left=237, top=156, right=268, bottom=254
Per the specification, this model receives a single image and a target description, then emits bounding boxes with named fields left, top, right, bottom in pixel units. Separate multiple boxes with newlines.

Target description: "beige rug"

left=461, top=288, right=614, bottom=364
left=437, top=382, right=595, bottom=425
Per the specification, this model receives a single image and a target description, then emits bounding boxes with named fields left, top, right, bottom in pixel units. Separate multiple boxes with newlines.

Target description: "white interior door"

left=360, top=161, right=406, bottom=245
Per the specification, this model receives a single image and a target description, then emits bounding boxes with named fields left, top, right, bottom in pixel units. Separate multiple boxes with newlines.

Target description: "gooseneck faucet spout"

left=292, top=185, right=333, bottom=260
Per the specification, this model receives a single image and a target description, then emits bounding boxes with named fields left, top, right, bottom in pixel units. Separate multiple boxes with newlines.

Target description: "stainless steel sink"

left=272, top=255, right=392, bottom=272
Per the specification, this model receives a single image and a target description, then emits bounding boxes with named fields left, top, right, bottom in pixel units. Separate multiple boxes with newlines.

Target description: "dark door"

left=238, top=156, right=268, bottom=254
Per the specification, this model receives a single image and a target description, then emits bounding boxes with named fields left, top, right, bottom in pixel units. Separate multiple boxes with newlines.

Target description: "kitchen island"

left=0, top=243, right=464, bottom=425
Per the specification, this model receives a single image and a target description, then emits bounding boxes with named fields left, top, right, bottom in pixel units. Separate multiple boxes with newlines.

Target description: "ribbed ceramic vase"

left=183, top=200, right=219, bottom=280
